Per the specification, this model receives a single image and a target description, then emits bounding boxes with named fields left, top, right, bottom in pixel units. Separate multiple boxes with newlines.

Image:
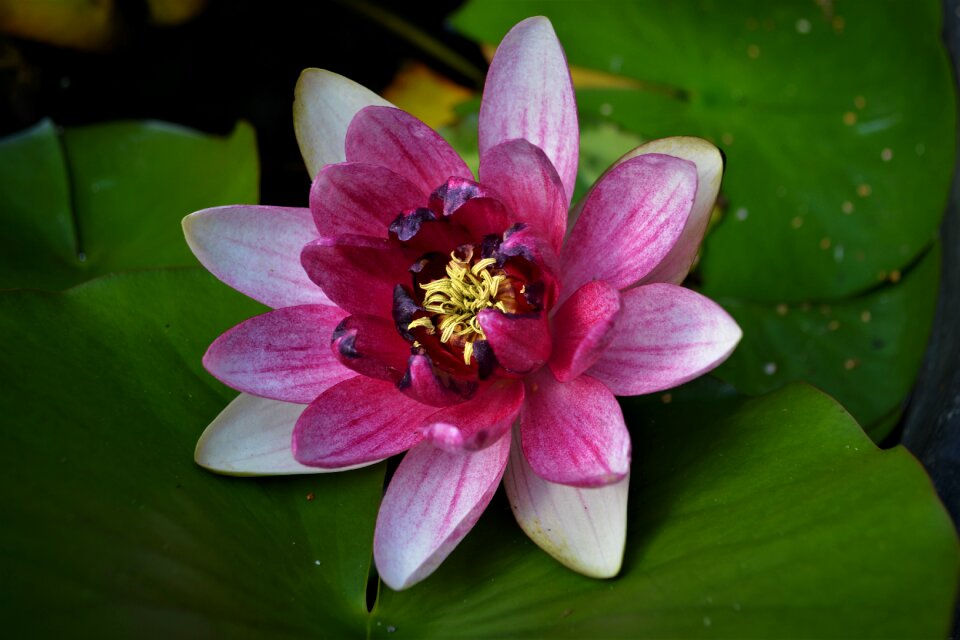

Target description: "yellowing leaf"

left=382, top=62, right=475, bottom=130
left=0, top=0, right=117, bottom=51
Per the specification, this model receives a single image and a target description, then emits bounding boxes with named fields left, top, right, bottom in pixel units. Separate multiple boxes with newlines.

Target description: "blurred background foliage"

left=1, top=0, right=958, bottom=637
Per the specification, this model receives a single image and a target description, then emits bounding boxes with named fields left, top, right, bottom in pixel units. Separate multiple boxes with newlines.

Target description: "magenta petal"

left=331, top=314, right=411, bottom=383
left=183, top=206, right=330, bottom=309
left=480, top=17, right=578, bottom=204
left=521, top=370, right=630, bottom=488
left=629, top=138, right=724, bottom=285
left=477, top=309, right=551, bottom=376
left=310, top=162, right=427, bottom=238
left=479, top=139, right=567, bottom=253
left=301, top=235, right=419, bottom=318
left=399, top=354, right=477, bottom=407
left=448, top=196, right=515, bottom=241
left=588, top=283, right=742, bottom=395
left=203, top=305, right=352, bottom=404
left=560, top=154, right=697, bottom=299
left=345, top=106, right=472, bottom=194
left=421, top=379, right=524, bottom=452
left=292, top=376, right=437, bottom=467
left=374, top=432, right=511, bottom=590
left=549, top=280, right=622, bottom=383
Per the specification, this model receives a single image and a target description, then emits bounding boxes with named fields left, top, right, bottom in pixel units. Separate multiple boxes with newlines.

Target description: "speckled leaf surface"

left=454, top=0, right=955, bottom=301
left=451, top=0, right=954, bottom=436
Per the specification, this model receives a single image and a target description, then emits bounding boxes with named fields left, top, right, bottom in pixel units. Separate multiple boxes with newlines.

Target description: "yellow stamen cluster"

left=408, top=251, right=508, bottom=364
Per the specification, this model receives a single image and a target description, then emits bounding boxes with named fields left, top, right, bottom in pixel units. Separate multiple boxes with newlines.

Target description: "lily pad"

left=450, top=2, right=953, bottom=436
left=452, top=0, right=956, bottom=301
left=714, top=243, right=940, bottom=431
left=0, top=119, right=258, bottom=291
left=0, top=269, right=955, bottom=637
left=371, top=384, right=958, bottom=639
left=0, top=270, right=380, bottom=637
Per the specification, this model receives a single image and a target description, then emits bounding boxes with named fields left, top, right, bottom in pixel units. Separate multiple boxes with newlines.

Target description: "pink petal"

left=388, top=206, right=472, bottom=251
left=611, top=138, right=724, bottom=285
left=374, top=432, right=511, bottom=590
left=479, top=17, right=578, bottom=204
left=300, top=235, right=419, bottom=318
left=520, top=370, right=630, bottom=488
left=587, top=283, right=742, bottom=396
left=294, top=69, right=392, bottom=177
left=292, top=376, right=437, bottom=467
left=560, top=154, right=697, bottom=300
left=549, top=280, right=622, bottom=383
left=194, top=393, right=379, bottom=476
left=331, top=314, right=411, bottom=383
left=477, top=309, right=551, bottom=376
left=447, top=196, right=514, bottom=240
left=399, top=355, right=477, bottom=407
left=495, top=223, right=561, bottom=308
left=345, top=106, right=472, bottom=194
left=504, top=435, right=628, bottom=578
left=421, top=379, right=524, bottom=452
left=479, top=138, right=568, bottom=253
left=203, top=305, right=351, bottom=404
left=183, top=206, right=330, bottom=309
left=310, top=162, right=427, bottom=238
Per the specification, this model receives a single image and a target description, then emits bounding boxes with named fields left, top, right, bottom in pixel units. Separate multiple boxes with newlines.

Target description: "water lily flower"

left=184, top=16, right=741, bottom=591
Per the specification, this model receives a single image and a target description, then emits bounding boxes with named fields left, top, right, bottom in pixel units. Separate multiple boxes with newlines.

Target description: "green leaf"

left=452, top=0, right=956, bottom=301
left=714, top=243, right=940, bottom=430
left=371, top=384, right=958, bottom=639
left=1, top=269, right=954, bottom=637
left=0, top=269, right=378, bottom=638
left=450, top=1, right=954, bottom=436
left=0, top=119, right=258, bottom=291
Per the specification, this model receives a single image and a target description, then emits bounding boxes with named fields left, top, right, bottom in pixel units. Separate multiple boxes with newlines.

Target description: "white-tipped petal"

left=504, top=432, right=629, bottom=578
left=293, top=68, right=392, bottom=177
left=479, top=17, right=579, bottom=204
left=183, top=205, right=331, bottom=309
left=195, top=393, right=375, bottom=476
left=622, top=137, right=723, bottom=285
left=374, top=434, right=511, bottom=590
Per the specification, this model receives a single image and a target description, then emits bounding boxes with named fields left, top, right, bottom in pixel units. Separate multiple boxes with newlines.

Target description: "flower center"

left=407, top=248, right=508, bottom=365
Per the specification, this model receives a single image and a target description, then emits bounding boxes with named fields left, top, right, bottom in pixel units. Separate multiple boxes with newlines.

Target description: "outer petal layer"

left=374, top=432, right=511, bottom=590
left=183, top=206, right=330, bottom=309
left=627, top=137, right=724, bottom=285
left=203, top=305, right=351, bottom=404
left=294, top=68, right=392, bottom=177
left=346, top=106, right=472, bottom=194
left=479, top=139, right=567, bottom=252
left=292, top=376, right=437, bottom=468
left=549, top=280, right=621, bottom=382
left=504, top=437, right=628, bottom=578
left=560, top=154, right=697, bottom=299
left=520, top=370, right=630, bottom=488
left=588, top=283, right=742, bottom=395
left=194, top=393, right=376, bottom=475
left=479, top=17, right=578, bottom=203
